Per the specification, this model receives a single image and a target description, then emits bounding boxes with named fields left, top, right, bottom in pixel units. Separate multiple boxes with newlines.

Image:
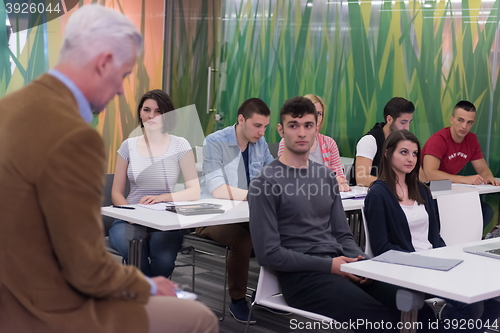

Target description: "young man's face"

left=450, top=108, right=476, bottom=141
left=278, top=113, right=318, bottom=155
left=238, top=113, right=270, bottom=143
left=388, top=112, right=413, bottom=132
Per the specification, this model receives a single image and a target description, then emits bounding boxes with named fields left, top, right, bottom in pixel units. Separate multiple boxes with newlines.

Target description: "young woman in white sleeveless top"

left=109, top=90, right=199, bottom=278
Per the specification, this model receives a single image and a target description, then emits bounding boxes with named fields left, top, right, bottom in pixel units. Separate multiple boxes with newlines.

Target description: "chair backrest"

left=436, top=191, right=482, bottom=246
left=340, top=157, right=354, bottom=183
left=102, top=174, right=130, bottom=236
left=195, top=146, right=203, bottom=163
left=267, top=142, right=280, bottom=158
left=361, top=208, right=374, bottom=257
left=254, top=266, right=281, bottom=303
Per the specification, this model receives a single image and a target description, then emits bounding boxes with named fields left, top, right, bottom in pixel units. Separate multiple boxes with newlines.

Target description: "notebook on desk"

left=340, top=187, right=368, bottom=200
left=463, top=242, right=500, bottom=259
left=371, top=250, right=463, bottom=271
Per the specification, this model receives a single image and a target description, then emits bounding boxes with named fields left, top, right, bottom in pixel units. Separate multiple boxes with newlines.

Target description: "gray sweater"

left=248, top=159, right=365, bottom=273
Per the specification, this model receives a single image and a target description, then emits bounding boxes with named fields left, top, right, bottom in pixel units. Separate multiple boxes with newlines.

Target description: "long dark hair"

left=137, top=89, right=176, bottom=133
left=377, top=130, right=425, bottom=204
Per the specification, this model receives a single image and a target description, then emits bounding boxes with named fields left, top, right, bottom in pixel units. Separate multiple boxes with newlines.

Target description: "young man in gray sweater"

left=248, top=97, right=434, bottom=332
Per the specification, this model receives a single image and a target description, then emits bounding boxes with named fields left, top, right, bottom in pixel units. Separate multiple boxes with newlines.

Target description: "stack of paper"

left=340, top=187, right=368, bottom=200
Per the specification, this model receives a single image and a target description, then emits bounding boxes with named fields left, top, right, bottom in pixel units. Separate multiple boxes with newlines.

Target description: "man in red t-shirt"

left=422, top=100, right=500, bottom=228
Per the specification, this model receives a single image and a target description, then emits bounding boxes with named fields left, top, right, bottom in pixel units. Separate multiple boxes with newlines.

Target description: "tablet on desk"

left=429, top=179, right=452, bottom=191
left=165, top=203, right=225, bottom=215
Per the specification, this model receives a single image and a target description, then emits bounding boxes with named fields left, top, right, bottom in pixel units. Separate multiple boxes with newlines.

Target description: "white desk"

left=341, top=198, right=364, bottom=211
left=340, top=186, right=367, bottom=211
left=340, top=182, right=500, bottom=211
left=341, top=238, right=500, bottom=304
left=101, top=199, right=249, bottom=231
left=452, top=181, right=500, bottom=195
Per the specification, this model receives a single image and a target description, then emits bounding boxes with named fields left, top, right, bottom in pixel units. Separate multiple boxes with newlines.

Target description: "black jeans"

left=278, top=270, right=436, bottom=333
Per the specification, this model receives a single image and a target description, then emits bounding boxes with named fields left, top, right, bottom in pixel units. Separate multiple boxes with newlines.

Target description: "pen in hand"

left=112, top=205, right=135, bottom=210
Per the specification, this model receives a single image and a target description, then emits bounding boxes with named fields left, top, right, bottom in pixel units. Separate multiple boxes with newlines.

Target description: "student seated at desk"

left=197, top=98, right=275, bottom=324
left=250, top=97, right=437, bottom=333
left=109, top=90, right=200, bottom=278
left=364, top=130, right=500, bottom=332
left=277, top=94, right=350, bottom=192
left=352, top=97, right=415, bottom=187
left=422, top=100, right=499, bottom=230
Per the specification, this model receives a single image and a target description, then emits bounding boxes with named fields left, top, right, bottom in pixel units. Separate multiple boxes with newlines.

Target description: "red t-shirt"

left=421, top=127, right=483, bottom=175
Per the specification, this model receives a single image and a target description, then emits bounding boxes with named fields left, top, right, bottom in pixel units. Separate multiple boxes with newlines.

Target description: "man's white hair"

left=59, top=4, right=143, bottom=66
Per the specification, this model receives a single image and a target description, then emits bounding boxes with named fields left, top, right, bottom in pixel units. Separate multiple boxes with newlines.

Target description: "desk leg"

left=128, top=239, right=143, bottom=269
left=400, top=310, right=418, bottom=333
left=396, top=289, right=424, bottom=333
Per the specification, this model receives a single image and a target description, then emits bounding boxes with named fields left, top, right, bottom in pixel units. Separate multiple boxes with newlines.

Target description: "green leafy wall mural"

left=211, top=0, right=500, bottom=179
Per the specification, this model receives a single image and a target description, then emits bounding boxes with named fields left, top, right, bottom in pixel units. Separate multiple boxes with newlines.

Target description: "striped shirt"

left=118, top=135, right=191, bottom=204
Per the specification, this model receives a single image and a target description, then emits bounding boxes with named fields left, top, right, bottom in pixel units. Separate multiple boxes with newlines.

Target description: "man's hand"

left=331, top=255, right=369, bottom=283
left=464, top=175, right=485, bottom=185
left=484, top=177, right=500, bottom=186
left=151, top=276, right=178, bottom=297
left=336, top=177, right=351, bottom=192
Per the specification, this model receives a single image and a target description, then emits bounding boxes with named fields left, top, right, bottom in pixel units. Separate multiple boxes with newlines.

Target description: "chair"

left=102, top=174, right=129, bottom=258
left=245, top=266, right=335, bottom=333
left=267, top=142, right=280, bottom=158
left=194, top=146, right=203, bottom=175
left=436, top=191, right=483, bottom=246
left=340, top=157, right=354, bottom=183
left=183, top=232, right=229, bottom=320
left=360, top=208, right=373, bottom=257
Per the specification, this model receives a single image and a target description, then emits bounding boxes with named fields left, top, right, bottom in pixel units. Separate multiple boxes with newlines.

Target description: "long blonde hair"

left=304, top=94, right=326, bottom=130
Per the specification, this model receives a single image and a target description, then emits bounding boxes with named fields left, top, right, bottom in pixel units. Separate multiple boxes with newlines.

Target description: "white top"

left=355, top=134, right=377, bottom=160
left=118, top=135, right=191, bottom=204
left=308, top=143, right=323, bottom=165
left=400, top=201, right=432, bottom=252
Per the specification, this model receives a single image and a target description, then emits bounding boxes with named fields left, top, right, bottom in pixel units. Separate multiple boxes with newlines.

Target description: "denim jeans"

left=441, top=298, right=500, bottom=333
left=108, top=219, right=184, bottom=278
left=480, top=199, right=494, bottom=230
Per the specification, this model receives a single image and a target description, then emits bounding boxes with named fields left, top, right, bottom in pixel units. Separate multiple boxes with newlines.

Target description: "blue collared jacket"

left=201, top=125, right=274, bottom=197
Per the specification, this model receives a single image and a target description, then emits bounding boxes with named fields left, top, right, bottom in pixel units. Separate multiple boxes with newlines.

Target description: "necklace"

left=396, top=181, right=406, bottom=200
